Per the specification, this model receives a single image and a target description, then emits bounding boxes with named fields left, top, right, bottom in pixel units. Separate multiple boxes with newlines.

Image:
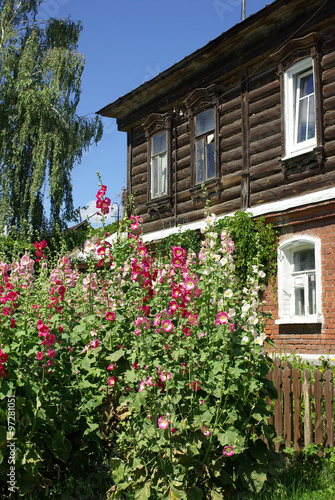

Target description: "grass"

left=249, top=452, right=335, bottom=500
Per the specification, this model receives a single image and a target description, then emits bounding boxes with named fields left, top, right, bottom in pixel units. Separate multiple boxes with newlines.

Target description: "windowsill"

left=281, top=144, right=317, bottom=162
left=275, top=315, right=323, bottom=325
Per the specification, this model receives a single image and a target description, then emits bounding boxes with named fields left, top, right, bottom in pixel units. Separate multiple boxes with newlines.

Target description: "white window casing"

left=283, top=58, right=317, bottom=160
left=276, top=235, right=323, bottom=324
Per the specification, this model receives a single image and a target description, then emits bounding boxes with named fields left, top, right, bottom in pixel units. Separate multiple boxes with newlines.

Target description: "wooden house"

left=98, top=0, right=335, bottom=359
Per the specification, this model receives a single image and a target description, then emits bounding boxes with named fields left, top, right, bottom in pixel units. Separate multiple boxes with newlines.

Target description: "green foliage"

left=0, top=0, right=103, bottom=234
left=213, top=211, right=279, bottom=287
left=0, top=202, right=280, bottom=498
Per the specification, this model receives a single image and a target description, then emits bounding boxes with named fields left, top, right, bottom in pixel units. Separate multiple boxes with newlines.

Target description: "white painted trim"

left=142, top=186, right=335, bottom=242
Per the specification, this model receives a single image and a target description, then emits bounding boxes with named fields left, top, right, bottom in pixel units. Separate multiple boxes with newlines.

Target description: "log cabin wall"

left=119, top=8, right=335, bottom=236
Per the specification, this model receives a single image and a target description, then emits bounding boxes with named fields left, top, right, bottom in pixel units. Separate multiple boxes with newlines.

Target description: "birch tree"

left=0, top=0, right=103, bottom=234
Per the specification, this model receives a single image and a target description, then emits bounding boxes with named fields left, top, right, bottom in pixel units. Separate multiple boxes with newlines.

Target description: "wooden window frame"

left=143, top=113, right=172, bottom=205
left=184, top=85, right=220, bottom=189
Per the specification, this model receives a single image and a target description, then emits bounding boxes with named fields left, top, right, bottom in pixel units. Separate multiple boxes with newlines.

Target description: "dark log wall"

left=128, top=34, right=335, bottom=235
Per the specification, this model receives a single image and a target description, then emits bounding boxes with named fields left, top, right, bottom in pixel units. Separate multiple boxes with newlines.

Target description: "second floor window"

left=195, top=109, right=215, bottom=183
left=151, top=131, right=167, bottom=199
left=284, top=58, right=316, bottom=158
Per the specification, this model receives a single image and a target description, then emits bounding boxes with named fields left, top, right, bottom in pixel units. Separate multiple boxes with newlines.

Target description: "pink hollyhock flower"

left=132, top=361, right=139, bottom=370
left=162, top=319, right=173, bottom=333
left=108, top=377, right=117, bottom=386
left=36, top=352, right=44, bottom=361
left=138, top=380, right=146, bottom=392
left=215, top=311, right=229, bottom=327
left=10, top=318, right=15, bottom=328
left=202, top=426, right=211, bottom=436
left=58, top=285, right=66, bottom=297
left=97, top=246, right=106, bottom=256
left=0, top=363, right=6, bottom=378
left=160, top=371, right=172, bottom=382
left=134, top=329, right=140, bottom=336
left=106, top=311, right=116, bottom=322
left=107, top=364, right=114, bottom=370
left=172, top=286, right=182, bottom=299
left=171, top=427, right=176, bottom=434
left=158, top=415, right=170, bottom=430
left=169, top=300, right=178, bottom=313
left=172, top=257, right=184, bottom=268
left=0, top=350, right=8, bottom=363
left=188, top=313, right=198, bottom=326
left=230, top=323, right=235, bottom=333
left=184, top=277, right=195, bottom=291
left=47, top=349, right=55, bottom=358
left=223, top=446, right=235, bottom=457
left=193, top=380, right=201, bottom=391
left=171, top=246, right=185, bottom=258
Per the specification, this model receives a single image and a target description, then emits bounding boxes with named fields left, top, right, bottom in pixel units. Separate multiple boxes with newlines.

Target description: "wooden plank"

left=249, top=133, right=282, bottom=155
left=321, top=50, right=335, bottom=71
left=273, top=357, right=282, bottom=452
left=314, top=369, right=323, bottom=445
left=324, top=370, right=334, bottom=448
left=250, top=145, right=281, bottom=166
left=323, top=81, right=335, bottom=99
left=293, top=367, right=302, bottom=452
left=250, top=159, right=282, bottom=181
left=249, top=93, right=280, bottom=115
left=303, top=369, right=313, bottom=447
left=249, top=118, right=282, bottom=143
left=248, top=78, right=280, bottom=103
left=249, top=105, right=281, bottom=128
left=219, top=118, right=242, bottom=138
left=282, top=362, right=292, bottom=449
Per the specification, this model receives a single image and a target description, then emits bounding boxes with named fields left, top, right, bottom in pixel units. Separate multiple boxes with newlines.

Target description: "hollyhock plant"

left=0, top=178, right=278, bottom=498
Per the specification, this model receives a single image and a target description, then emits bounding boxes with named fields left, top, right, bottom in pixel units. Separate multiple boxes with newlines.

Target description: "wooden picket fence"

left=267, top=357, right=335, bottom=452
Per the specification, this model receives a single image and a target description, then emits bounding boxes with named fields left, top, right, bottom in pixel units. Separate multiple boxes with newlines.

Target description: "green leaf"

left=134, top=482, right=151, bottom=499
left=51, top=430, right=72, bottom=462
left=109, top=349, right=125, bottom=362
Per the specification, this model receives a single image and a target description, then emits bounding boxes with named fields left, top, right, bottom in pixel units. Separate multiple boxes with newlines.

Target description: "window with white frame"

left=276, top=236, right=322, bottom=324
left=150, top=131, right=167, bottom=199
left=195, top=108, right=215, bottom=184
left=284, top=58, right=317, bottom=158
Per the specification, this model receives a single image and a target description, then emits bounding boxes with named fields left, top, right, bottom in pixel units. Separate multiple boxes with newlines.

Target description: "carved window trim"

left=143, top=114, right=172, bottom=208
left=184, top=85, right=221, bottom=190
left=272, top=33, right=324, bottom=172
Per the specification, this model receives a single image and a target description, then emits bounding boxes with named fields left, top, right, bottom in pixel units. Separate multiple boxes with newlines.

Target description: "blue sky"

left=38, top=0, right=272, bottom=226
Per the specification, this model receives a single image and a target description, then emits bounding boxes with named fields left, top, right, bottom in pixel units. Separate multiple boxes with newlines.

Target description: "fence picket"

left=282, top=362, right=292, bottom=448
left=293, top=367, right=302, bottom=452
left=267, top=359, right=334, bottom=451
left=324, top=370, right=334, bottom=447
left=314, top=369, right=323, bottom=445
left=273, top=357, right=282, bottom=452
left=303, top=369, right=313, bottom=447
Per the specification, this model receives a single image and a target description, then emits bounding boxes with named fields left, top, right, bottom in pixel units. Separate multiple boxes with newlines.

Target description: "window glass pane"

left=206, top=140, right=215, bottom=179
left=300, top=73, right=314, bottom=97
left=308, top=274, right=316, bottom=314
left=308, top=93, right=316, bottom=140
left=161, top=153, right=167, bottom=196
left=297, top=71, right=315, bottom=144
left=295, top=287, right=305, bottom=316
left=196, top=109, right=214, bottom=137
left=293, top=249, right=315, bottom=272
left=297, top=97, right=308, bottom=143
left=196, top=139, right=204, bottom=183
left=151, top=157, right=159, bottom=198
left=152, top=131, right=166, bottom=156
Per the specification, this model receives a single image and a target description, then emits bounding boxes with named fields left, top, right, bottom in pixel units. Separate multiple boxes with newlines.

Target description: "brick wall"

left=262, top=204, right=335, bottom=355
